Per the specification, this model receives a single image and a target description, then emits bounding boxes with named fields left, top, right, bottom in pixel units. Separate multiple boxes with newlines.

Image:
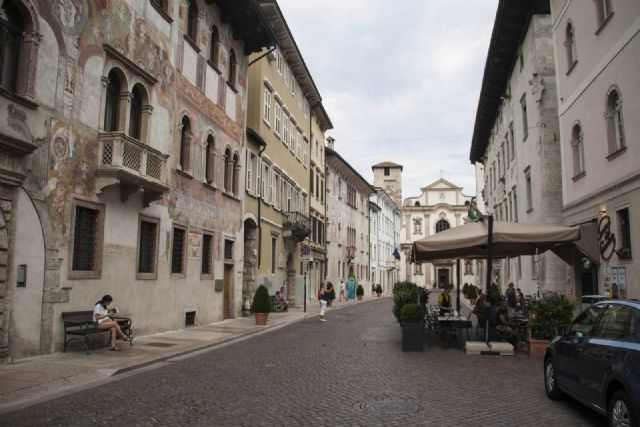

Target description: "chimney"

left=326, top=136, right=335, bottom=150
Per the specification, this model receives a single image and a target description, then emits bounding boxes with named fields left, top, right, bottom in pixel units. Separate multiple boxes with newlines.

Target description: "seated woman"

left=93, top=295, right=129, bottom=351
left=437, top=286, right=454, bottom=316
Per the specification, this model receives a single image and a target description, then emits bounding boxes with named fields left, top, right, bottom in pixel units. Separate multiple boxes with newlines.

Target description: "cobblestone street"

left=0, top=299, right=606, bottom=426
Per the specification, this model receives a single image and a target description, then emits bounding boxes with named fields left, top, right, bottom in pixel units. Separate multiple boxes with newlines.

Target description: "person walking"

left=339, top=279, right=346, bottom=301
left=318, top=283, right=328, bottom=322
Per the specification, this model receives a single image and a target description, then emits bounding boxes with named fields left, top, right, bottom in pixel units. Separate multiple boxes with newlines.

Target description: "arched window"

left=565, top=22, right=577, bottom=69
left=435, top=219, right=450, bottom=233
left=104, top=69, right=122, bottom=132
left=187, top=0, right=198, bottom=41
left=0, top=0, right=23, bottom=92
left=571, top=123, right=585, bottom=176
left=228, top=48, right=237, bottom=88
left=129, top=84, right=144, bottom=139
left=179, top=116, right=191, bottom=172
left=414, top=201, right=420, bottom=207
left=223, top=147, right=231, bottom=192
left=210, top=26, right=220, bottom=68
left=606, top=88, right=625, bottom=154
left=232, top=152, right=240, bottom=195
left=205, top=135, right=215, bottom=184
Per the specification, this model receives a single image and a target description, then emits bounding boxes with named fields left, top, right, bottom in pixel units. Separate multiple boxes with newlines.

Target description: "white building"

left=325, top=139, right=374, bottom=293
left=369, top=187, right=401, bottom=295
left=399, top=178, right=477, bottom=290
left=551, top=0, right=640, bottom=299
left=470, top=2, right=567, bottom=297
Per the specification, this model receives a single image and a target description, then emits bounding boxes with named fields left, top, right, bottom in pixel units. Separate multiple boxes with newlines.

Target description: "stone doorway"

left=242, top=218, right=258, bottom=312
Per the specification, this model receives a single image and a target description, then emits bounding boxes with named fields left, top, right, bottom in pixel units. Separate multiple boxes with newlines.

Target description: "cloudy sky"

left=277, top=0, right=498, bottom=200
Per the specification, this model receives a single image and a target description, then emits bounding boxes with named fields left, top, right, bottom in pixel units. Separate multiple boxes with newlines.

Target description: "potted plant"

left=463, top=283, right=470, bottom=297
left=616, top=246, right=632, bottom=260
left=251, top=285, right=271, bottom=325
left=375, top=284, right=383, bottom=297
left=400, top=303, right=423, bottom=352
left=467, top=285, right=478, bottom=305
left=356, top=284, right=364, bottom=301
left=527, top=294, right=575, bottom=357
left=392, top=281, right=418, bottom=323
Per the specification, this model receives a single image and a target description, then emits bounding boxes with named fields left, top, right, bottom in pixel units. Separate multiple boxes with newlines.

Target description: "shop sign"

left=598, top=215, right=616, bottom=261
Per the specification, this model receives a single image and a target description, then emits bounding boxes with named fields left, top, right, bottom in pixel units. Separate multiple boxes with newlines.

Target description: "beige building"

left=243, top=0, right=332, bottom=308
left=0, top=0, right=274, bottom=361
left=470, top=2, right=567, bottom=297
left=551, top=0, right=640, bottom=299
left=325, top=140, right=374, bottom=293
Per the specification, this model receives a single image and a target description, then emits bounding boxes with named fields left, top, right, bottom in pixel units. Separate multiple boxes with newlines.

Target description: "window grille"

left=172, top=227, right=186, bottom=273
left=202, top=234, right=213, bottom=275
left=138, top=220, right=157, bottom=273
left=224, top=239, right=233, bottom=261
left=73, top=207, right=99, bottom=271
left=185, top=311, right=196, bottom=327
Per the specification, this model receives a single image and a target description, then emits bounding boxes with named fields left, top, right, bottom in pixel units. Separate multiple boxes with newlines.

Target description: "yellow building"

left=242, top=1, right=332, bottom=308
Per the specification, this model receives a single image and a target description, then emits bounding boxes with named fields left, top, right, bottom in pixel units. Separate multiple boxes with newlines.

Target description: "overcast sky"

left=277, top=0, right=498, bottom=201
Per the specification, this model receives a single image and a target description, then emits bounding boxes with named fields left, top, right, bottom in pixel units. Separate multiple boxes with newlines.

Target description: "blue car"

left=544, top=300, right=640, bottom=427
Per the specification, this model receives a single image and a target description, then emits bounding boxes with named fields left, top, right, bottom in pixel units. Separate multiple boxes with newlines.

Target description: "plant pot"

left=357, top=295, right=363, bottom=301
left=254, top=313, right=269, bottom=325
left=527, top=338, right=549, bottom=357
left=402, top=321, right=424, bottom=352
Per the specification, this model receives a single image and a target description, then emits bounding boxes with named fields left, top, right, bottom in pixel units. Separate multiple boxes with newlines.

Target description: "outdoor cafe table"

left=437, top=315, right=472, bottom=348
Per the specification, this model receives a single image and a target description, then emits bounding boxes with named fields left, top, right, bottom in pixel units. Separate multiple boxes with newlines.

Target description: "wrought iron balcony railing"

left=283, top=211, right=310, bottom=240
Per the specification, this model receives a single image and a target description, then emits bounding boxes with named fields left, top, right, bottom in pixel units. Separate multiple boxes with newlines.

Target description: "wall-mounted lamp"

left=599, top=205, right=607, bottom=216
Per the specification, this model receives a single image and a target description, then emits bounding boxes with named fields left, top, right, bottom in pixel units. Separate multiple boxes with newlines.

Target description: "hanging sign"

left=598, top=215, right=616, bottom=261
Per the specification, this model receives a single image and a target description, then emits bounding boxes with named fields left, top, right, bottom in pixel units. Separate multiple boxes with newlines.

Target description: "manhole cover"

left=359, top=399, right=423, bottom=415
left=143, top=342, right=177, bottom=347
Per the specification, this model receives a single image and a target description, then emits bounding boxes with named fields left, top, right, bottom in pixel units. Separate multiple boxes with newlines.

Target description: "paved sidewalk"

left=0, top=296, right=377, bottom=415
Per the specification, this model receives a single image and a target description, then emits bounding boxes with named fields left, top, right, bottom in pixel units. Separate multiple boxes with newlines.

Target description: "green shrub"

left=250, top=285, right=271, bottom=313
left=528, top=294, right=575, bottom=340
left=463, top=283, right=470, bottom=296
left=399, top=303, right=421, bottom=323
left=393, top=281, right=418, bottom=323
left=467, top=285, right=478, bottom=300
left=356, top=284, right=364, bottom=296
left=375, top=284, right=383, bottom=294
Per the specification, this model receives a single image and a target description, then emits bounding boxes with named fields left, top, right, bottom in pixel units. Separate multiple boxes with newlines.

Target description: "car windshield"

left=569, top=305, right=604, bottom=337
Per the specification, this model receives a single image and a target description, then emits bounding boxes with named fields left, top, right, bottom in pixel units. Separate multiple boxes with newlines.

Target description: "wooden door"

left=223, top=265, right=232, bottom=319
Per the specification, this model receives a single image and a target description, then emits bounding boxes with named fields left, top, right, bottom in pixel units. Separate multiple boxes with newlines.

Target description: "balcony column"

left=140, top=105, right=154, bottom=144
left=118, top=91, right=132, bottom=134
left=99, top=76, right=109, bottom=132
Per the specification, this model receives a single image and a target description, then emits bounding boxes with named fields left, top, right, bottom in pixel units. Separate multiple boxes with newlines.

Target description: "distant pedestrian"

left=318, top=283, right=328, bottom=322
left=339, top=279, right=346, bottom=301
left=506, top=283, right=517, bottom=311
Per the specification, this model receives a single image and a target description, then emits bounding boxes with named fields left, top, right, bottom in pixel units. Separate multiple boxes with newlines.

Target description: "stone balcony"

left=346, top=245, right=356, bottom=260
left=283, top=211, right=310, bottom=241
left=96, top=132, right=169, bottom=205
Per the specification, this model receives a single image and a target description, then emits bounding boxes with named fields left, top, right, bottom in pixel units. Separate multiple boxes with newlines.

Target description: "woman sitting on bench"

left=93, top=295, right=129, bottom=351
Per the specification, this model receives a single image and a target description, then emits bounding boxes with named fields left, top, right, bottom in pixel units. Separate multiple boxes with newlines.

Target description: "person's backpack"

left=317, top=289, right=323, bottom=301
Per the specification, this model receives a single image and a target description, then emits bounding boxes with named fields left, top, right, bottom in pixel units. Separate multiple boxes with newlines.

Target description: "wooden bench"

left=62, top=311, right=133, bottom=354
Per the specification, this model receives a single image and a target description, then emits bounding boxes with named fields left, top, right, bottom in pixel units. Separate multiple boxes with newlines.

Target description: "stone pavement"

left=0, top=297, right=605, bottom=426
left=0, top=296, right=370, bottom=415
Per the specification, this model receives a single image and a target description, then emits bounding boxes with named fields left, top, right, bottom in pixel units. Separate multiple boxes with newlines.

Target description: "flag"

left=392, top=248, right=401, bottom=260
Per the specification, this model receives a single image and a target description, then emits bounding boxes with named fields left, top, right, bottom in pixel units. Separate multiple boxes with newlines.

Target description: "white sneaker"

left=320, top=319, right=327, bottom=322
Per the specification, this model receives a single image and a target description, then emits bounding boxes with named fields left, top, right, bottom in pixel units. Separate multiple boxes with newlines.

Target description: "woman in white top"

left=93, top=295, right=129, bottom=351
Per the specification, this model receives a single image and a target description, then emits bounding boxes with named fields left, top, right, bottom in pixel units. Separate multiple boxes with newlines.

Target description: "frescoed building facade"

left=0, top=0, right=274, bottom=361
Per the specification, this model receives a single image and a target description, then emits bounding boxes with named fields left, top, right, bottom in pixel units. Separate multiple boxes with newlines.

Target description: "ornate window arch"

left=205, top=134, right=215, bottom=184
left=435, top=219, right=450, bottom=233
left=571, top=121, right=585, bottom=176
left=179, top=115, right=192, bottom=172
left=0, top=0, right=40, bottom=103
left=103, top=68, right=127, bottom=132
left=228, top=48, right=237, bottom=89
left=232, top=151, right=240, bottom=195
left=223, top=146, right=232, bottom=192
left=210, top=25, right=220, bottom=68
left=605, top=86, right=625, bottom=154
left=128, top=83, right=149, bottom=140
left=564, top=21, right=577, bottom=69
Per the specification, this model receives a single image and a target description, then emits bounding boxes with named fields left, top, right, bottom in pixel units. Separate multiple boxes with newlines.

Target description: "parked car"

left=544, top=300, right=640, bottom=427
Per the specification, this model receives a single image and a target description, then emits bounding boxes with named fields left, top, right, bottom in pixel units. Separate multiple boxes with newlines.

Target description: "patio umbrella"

left=411, top=220, right=580, bottom=263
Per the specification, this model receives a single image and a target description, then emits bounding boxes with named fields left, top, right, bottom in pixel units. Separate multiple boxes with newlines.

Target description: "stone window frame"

left=178, top=114, right=193, bottom=175
left=208, top=25, right=221, bottom=72
left=435, top=219, right=450, bottom=234
left=564, top=20, right=578, bottom=74
left=524, top=166, right=533, bottom=213
left=605, top=86, right=626, bottom=159
left=227, top=48, right=237, bottom=92
left=520, top=93, right=528, bottom=141
left=101, top=47, right=156, bottom=143
left=136, top=214, right=160, bottom=280
left=149, top=0, right=172, bottom=23
left=170, top=223, right=188, bottom=276
left=571, top=121, right=586, bottom=180
left=201, top=230, right=214, bottom=280
left=68, top=199, right=105, bottom=280
left=186, top=0, right=199, bottom=45
left=0, top=0, right=41, bottom=109
left=204, top=133, right=216, bottom=186
left=594, top=0, right=613, bottom=33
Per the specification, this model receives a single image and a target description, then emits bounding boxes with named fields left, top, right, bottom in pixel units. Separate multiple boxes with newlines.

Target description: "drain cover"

left=359, top=399, right=423, bottom=415
left=144, top=342, right=177, bottom=347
